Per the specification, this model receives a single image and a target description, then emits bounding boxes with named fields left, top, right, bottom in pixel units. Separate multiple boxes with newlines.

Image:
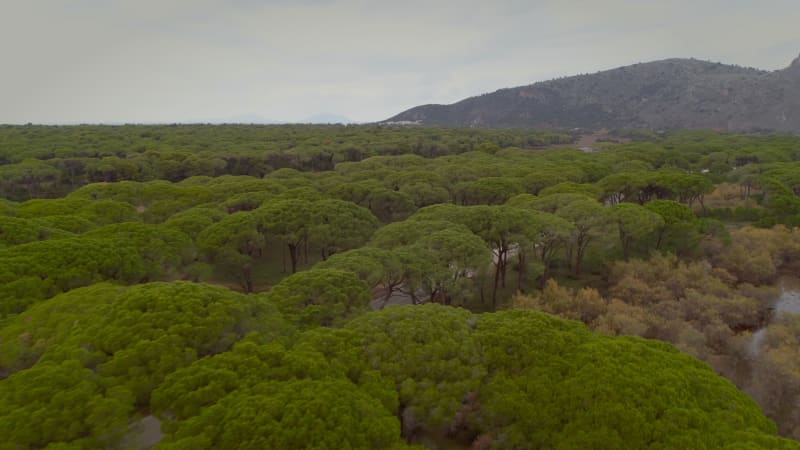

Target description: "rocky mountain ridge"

left=386, top=54, right=800, bottom=132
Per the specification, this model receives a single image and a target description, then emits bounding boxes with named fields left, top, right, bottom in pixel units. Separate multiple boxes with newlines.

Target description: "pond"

left=748, top=276, right=800, bottom=357
left=773, top=276, right=800, bottom=315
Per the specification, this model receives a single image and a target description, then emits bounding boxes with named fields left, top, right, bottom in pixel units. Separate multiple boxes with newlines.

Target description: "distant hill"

left=301, top=113, right=354, bottom=124
left=386, top=54, right=800, bottom=132
left=195, top=113, right=353, bottom=125
left=200, top=113, right=279, bottom=124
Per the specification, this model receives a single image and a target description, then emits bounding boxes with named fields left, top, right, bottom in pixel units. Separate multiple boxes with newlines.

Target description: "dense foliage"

left=3, top=125, right=800, bottom=448
left=0, top=125, right=570, bottom=201
left=2, top=294, right=793, bottom=449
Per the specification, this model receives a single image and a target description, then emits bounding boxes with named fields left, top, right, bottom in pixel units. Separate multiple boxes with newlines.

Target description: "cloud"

left=0, top=0, right=798, bottom=123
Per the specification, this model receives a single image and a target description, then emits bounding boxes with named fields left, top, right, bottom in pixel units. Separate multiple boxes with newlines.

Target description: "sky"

left=1, top=0, right=798, bottom=124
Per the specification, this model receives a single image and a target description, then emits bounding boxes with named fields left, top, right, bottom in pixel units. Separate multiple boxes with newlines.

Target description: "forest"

left=2, top=124, right=800, bottom=449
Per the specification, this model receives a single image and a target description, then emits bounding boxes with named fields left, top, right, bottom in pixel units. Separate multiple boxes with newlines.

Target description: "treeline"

left=0, top=125, right=571, bottom=200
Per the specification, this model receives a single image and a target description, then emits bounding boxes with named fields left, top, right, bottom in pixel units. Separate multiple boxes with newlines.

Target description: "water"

left=774, top=285, right=800, bottom=315
left=747, top=276, right=800, bottom=357
left=748, top=328, right=768, bottom=356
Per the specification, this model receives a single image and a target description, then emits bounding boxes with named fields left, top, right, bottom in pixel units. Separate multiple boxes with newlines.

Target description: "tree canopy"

left=2, top=125, right=800, bottom=447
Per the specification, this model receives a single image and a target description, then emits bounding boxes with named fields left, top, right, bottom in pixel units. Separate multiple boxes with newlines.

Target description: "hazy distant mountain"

left=201, top=113, right=279, bottom=124
left=301, top=113, right=354, bottom=124
left=194, top=113, right=353, bottom=125
left=386, top=54, right=800, bottom=132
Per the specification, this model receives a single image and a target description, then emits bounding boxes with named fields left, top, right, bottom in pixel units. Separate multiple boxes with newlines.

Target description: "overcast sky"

left=1, top=0, right=798, bottom=124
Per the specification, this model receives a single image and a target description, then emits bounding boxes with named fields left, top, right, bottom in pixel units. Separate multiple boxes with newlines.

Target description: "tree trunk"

left=575, top=242, right=587, bottom=277
left=620, top=234, right=631, bottom=260
left=565, top=244, right=574, bottom=272
left=288, top=243, right=299, bottom=273
left=501, top=249, right=508, bottom=288
left=492, top=263, right=501, bottom=311
left=495, top=245, right=508, bottom=289
left=517, top=251, right=526, bottom=291
left=539, top=265, right=548, bottom=289
left=242, top=266, right=254, bottom=293
left=379, top=284, right=397, bottom=309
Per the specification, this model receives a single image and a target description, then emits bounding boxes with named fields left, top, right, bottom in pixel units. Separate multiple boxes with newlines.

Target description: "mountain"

left=386, top=54, right=800, bottom=132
